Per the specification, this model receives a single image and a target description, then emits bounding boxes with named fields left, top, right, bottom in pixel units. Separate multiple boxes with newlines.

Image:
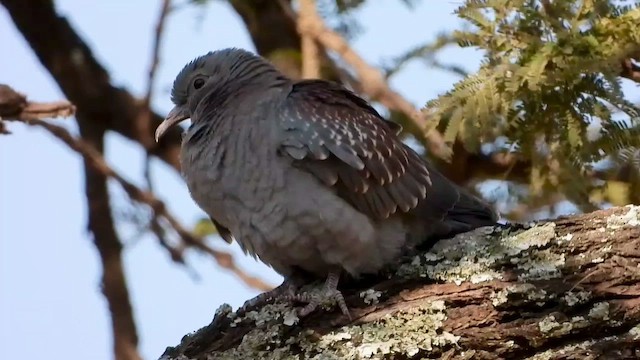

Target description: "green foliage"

left=424, top=0, right=640, bottom=209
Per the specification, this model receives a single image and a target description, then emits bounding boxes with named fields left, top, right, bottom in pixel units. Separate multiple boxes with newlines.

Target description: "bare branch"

left=143, top=0, right=174, bottom=261
left=141, top=0, right=172, bottom=149
left=144, top=0, right=171, bottom=111
left=81, top=124, right=143, bottom=360
left=0, top=84, right=76, bottom=123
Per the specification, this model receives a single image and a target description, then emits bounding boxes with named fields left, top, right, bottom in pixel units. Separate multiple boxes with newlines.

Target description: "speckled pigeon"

left=155, top=48, right=498, bottom=318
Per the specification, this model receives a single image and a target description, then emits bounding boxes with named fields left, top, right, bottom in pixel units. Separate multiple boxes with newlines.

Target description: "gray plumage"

left=156, top=48, right=498, bottom=316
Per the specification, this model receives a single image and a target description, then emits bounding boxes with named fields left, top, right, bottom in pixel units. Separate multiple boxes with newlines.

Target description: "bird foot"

left=285, top=271, right=351, bottom=320
left=236, top=279, right=298, bottom=316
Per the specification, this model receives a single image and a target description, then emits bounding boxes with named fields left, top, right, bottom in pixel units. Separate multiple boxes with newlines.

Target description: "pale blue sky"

left=2, top=1, right=622, bottom=360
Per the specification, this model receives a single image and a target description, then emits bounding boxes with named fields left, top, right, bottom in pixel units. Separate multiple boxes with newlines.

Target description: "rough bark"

left=160, top=206, right=640, bottom=360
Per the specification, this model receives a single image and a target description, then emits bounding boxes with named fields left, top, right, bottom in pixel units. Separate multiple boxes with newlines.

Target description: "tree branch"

left=79, top=116, right=143, bottom=360
left=142, top=0, right=174, bottom=256
left=228, top=0, right=303, bottom=79
left=0, top=84, right=76, bottom=124
left=161, top=206, right=640, bottom=360
left=141, top=0, right=172, bottom=149
left=0, top=81, right=147, bottom=360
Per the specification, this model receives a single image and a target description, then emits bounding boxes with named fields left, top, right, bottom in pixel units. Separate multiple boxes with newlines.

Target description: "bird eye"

left=193, top=78, right=205, bottom=90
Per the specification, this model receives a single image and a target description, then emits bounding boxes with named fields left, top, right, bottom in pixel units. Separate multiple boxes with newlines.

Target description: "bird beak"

left=155, top=105, right=190, bottom=142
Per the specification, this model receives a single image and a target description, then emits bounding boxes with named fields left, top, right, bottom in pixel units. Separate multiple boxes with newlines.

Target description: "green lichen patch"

left=515, top=249, right=566, bottom=281
left=562, top=291, right=592, bottom=307
left=491, top=283, right=552, bottom=308
left=500, top=223, right=557, bottom=256
left=537, top=314, right=590, bottom=336
left=212, top=300, right=458, bottom=359
left=606, top=205, right=640, bottom=229
left=525, top=334, right=622, bottom=360
left=231, top=303, right=299, bottom=328
left=395, top=227, right=501, bottom=283
left=297, top=299, right=457, bottom=359
left=538, top=314, right=570, bottom=334
left=421, top=258, right=504, bottom=285
left=537, top=302, right=613, bottom=339
left=211, top=323, right=295, bottom=360
left=359, top=289, right=382, bottom=305
left=395, top=223, right=561, bottom=285
left=629, top=323, right=640, bottom=340
left=588, top=302, right=610, bottom=321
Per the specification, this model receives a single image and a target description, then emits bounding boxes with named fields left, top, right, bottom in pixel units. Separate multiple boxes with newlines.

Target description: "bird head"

left=155, top=48, right=282, bottom=142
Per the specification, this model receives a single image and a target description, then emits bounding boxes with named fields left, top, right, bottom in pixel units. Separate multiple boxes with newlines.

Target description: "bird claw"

left=237, top=272, right=352, bottom=321
left=287, top=288, right=351, bottom=320
left=284, top=271, right=351, bottom=320
left=236, top=279, right=298, bottom=316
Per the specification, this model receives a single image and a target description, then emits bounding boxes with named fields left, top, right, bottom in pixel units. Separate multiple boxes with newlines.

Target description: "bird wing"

left=278, top=80, right=433, bottom=220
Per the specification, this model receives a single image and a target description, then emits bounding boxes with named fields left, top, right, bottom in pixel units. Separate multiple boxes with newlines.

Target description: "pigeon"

left=155, top=48, right=498, bottom=318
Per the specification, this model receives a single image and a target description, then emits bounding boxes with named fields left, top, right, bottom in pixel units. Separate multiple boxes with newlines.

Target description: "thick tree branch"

left=161, top=206, right=640, bottom=360
left=79, top=117, right=143, bottom=360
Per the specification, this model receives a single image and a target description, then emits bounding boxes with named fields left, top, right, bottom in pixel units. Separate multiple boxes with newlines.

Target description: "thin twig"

left=144, top=0, right=171, bottom=108
left=139, top=0, right=172, bottom=148
left=143, top=0, right=174, bottom=263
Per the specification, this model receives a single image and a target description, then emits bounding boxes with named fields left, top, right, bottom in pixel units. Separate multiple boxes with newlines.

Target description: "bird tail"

left=441, top=184, right=498, bottom=234
left=414, top=164, right=498, bottom=243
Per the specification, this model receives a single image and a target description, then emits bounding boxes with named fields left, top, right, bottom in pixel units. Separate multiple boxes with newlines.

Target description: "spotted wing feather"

left=278, top=80, right=432, bottom=220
